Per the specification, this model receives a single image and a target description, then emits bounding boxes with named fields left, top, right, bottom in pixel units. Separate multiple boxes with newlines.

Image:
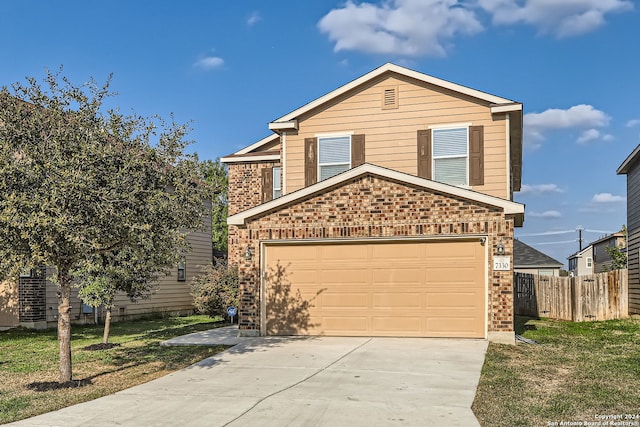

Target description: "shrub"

left=190, top=262, right=239, bottom=319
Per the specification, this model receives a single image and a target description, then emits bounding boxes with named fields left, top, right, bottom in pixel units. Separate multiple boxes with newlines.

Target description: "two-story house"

left=222, top=63, right=525, bottom=344
left=568, top=246, right=594, bottom=276
left=591, top=232, right=626, bottom=273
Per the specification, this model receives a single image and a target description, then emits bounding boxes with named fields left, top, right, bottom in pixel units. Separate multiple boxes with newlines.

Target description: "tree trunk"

left=57, top=267, right=73, bottom=383
left=102, top=305, right=112, bottom=344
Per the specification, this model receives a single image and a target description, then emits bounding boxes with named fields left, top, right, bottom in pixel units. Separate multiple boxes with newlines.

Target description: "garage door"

left=263, top=240, right=485, bottom=338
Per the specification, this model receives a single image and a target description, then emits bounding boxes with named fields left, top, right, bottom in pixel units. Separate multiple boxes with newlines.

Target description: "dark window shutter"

left=304, top=137, right=317, bottom=186
left=351, top=134, right=365, bottom=167
left=469, top=125, right=484, bottom=186
left=417, top=129, right=431, bottom=179
left=261, top=167, right=273, bottom=203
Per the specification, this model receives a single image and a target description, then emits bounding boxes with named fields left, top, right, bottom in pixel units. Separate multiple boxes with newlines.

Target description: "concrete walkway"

left=10, top=327, right=488, bottom=427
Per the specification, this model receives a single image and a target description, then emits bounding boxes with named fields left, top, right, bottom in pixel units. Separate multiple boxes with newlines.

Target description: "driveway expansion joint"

left=222, top=338, right=372, bottom=427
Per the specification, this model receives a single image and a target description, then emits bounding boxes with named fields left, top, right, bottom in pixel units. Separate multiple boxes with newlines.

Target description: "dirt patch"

left=82, top=343, right=121, bottom=351
left=26, top=379, right=93, bottom=392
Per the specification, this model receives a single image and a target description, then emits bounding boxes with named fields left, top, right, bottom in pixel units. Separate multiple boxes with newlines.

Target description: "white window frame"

left=317, top=134, right=352, bottom=181
left=430, top=125, right=470, bottom=187
left=272, top=166, right=282, bottom=199
left=586, top=257, right=593, bottom=268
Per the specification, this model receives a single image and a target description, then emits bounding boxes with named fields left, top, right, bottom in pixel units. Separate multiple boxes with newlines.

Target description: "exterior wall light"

left=244, top=246, right=253, bottom=261
left=496, top=240, right=505, bottom=255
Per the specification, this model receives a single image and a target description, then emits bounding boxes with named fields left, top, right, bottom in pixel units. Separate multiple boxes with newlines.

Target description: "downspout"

left=281, top=131, right=287, bottom=195
left=505, top=113, right=511, bottom=199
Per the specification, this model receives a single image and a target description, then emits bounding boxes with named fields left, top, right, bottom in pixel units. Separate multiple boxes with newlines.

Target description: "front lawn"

left=473, top=316, right=640, bottom=427
left=0, top=315, right=228, bottom=424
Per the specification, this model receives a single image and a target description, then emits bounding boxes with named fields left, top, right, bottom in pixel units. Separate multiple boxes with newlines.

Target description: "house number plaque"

left=493, top=256, right=511, bottom=271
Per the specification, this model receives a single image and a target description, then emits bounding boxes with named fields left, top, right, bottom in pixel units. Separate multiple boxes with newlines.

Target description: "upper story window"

left=273, top=166, right=282, bottom=199
left=318, top=135, right=351, bottom=181
left=586, top=257, right=593, bottom=268
left=432, top=127, right=468, bottom=186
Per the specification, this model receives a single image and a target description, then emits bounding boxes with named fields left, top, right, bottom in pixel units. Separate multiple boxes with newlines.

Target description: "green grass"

left=0, top=315, right=229, bottom=424
left=472, top=316, right=640, bottom=427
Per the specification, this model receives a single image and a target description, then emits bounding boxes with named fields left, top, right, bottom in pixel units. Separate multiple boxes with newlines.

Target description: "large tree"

left=200, top=159, right=228, bottom=252
left=0, top=70, right=209, bottom=383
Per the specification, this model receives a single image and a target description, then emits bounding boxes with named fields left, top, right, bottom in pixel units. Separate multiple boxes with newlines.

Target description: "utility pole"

left=576, top=226, right=584, bottom=251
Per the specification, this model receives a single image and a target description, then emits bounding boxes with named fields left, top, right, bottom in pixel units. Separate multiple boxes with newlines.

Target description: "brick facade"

left=18, top=268, right=47, bottom=323
left=227, top=160, right=281, bottom=264
left=230, top=173, right=515, bottom=336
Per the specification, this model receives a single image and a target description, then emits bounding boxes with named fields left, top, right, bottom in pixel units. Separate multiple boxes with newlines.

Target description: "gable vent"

left=382, top=86, right=398, bottom=109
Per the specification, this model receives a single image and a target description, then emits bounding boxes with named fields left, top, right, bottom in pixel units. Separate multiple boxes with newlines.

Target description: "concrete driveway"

left=10, top=333, right=488, bottom=427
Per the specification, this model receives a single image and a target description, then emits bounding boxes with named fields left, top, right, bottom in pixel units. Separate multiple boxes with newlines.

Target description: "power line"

left=517, top=230, right=574, bottom=237
left=528, top=240, right=577, bottom=246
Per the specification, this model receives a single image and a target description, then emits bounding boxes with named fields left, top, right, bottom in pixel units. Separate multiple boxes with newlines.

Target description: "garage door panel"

left=320, top=245, right=368, bottom=261
left=321, top=269, right=368, bottom=284
left=321, top=293, right=368, bottom=309
left=372, top=316, right=421, bottom=332
left=370, top=244, right=422, bottom=261
left=322, top=316, right=368, bottom=333
left=426, top=292, right=481, bottom=308
left=427, top=317, right=483, bottom=336
left=265, top=240, right=485, bottom=338
left=425, top=267, right=479, bottom=282
left=372, top=293, right=421, bottom=308
left=371, top=268, right=421, bottom=283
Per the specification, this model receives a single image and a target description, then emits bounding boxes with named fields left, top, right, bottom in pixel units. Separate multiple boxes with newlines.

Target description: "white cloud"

left=193, top=56, right=224, bottom=70
left=528, top=210, right=562, bottom=218
left=577, top=128, right=600, bottom=144
left=318, top=0, right=483, bottom=57
left=591, top=193, right=626, bottom=203
left=626, top=119, right=640, bottom=128
left=247, top=11, right=262, bottom=26
left=519, top=184, right=564, bottom=195
left=478, top=0, right=633, bottom=38
left=602, top=134, right=614, bottom=142
left=524, top=104, right=610, bottom=148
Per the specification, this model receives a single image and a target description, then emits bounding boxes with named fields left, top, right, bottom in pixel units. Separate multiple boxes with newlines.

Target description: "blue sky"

left=1, top=0, right=638, bottom=266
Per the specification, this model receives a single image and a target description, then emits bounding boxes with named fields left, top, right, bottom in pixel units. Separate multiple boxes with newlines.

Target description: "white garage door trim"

left=260, top=235, right=488, bottom=338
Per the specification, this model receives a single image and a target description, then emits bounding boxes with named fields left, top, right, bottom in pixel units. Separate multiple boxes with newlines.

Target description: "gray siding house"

left=591, top=232, right=626, bottom=273
left=567, top=246, right=594, bottom=277
left=617, top=144, right=640, bottom=315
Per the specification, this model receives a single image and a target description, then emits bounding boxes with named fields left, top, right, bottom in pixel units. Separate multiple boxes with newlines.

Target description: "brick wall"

left=232, top=174, right=515, bottom=334
left=227, top=160, right=280, bottom=264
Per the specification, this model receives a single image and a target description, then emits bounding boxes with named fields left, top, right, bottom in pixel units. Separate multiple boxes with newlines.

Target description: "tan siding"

left=285, top=74, right=508, bottom=199
left=45, top=212, right=213, bottom=325
left=253, top=139, right=281, bottom=153
left=0, top=280, right=19, bottom=327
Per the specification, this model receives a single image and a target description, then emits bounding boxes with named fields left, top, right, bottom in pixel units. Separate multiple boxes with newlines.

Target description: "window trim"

left=586, top=257, right=593, bottom=268
left=317, top=134, right=352, bottom=181
left=272, top=166, right=282, bottom=199
left=431, top=126, right=470, bottom=187
left=177, top=258, right=186, bottom=282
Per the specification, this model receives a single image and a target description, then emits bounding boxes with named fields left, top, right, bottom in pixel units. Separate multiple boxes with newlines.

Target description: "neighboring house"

left=222, top=63, right=524, bottom=344
left=0, top=214, right=212, bottom=330
left=567, top=246, right=594, bottom=277
left=514, top=239, right=563, bottom=276
left=618, top=144, right=639, bottom=315
left=591, top=232, right=626, bottom=273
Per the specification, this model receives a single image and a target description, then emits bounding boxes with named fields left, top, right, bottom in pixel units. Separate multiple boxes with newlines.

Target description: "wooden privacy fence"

left=514, top=270, right=628, bottom=321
